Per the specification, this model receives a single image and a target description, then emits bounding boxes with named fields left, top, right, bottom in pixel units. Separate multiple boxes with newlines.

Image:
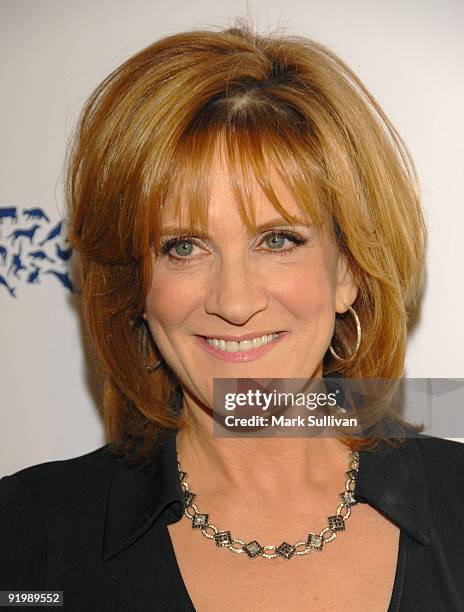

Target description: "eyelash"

left=159, top=230, right=308, bottom=264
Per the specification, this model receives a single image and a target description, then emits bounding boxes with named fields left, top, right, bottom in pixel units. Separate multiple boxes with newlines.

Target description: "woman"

left=1, top=23, right=463, bottom=611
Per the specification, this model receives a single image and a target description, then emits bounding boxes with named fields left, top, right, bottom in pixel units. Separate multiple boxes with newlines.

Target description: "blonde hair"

left=67, top=24, right=427, bottom=464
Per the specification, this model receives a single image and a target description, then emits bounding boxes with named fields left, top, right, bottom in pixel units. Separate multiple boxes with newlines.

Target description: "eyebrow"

left=158, top=217, right=311, bottom=237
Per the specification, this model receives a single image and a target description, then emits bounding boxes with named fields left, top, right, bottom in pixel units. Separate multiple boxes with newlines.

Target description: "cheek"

left=274, top=261, right=336, bottom=319
left=145, top=267, right=201, bottom=330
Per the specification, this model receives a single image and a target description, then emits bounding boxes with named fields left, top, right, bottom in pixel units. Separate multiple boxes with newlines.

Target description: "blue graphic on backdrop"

left=0, top=206, right=74, bottom=298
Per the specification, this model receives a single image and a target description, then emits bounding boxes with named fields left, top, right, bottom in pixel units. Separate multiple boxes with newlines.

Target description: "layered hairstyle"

left=66, top=24, right=427, bottom=464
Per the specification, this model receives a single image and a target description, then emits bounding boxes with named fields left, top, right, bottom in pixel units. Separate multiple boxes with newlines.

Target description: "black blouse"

left=1, top=429, right=464, bottom=611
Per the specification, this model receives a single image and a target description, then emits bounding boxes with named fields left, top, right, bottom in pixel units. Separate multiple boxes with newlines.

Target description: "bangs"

left=147, top=116, right=331, bottom=253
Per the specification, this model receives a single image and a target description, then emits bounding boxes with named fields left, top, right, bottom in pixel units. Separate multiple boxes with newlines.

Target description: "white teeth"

left=206, top=333, right=279, bottom=352
left=238, top=340, right=252, bottom=352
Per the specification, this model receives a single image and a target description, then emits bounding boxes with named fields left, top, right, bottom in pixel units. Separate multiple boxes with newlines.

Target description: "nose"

left=204, top=254, right=269, bottom=325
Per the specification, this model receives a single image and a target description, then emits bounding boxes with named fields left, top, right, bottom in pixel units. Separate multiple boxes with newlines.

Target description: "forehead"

left=158, top=144, right=320, bottom=237
left=162, top=163, right=304, bottom=228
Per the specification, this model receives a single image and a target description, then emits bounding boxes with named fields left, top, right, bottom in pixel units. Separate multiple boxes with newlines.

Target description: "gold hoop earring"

left=329, top=303, right=361, bottom=361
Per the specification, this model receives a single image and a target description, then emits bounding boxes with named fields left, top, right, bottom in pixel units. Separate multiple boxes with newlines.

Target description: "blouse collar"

left=101, top=427, right=431, bottom=561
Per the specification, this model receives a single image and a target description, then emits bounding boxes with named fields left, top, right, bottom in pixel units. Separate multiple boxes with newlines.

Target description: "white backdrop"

left=1, top=0, right=463, bottom=476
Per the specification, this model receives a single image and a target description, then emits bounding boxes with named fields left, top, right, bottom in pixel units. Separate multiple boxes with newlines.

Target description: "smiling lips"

left=206, top=332, right=278, bottom=352
left=195, top=331, right=286, bottom=362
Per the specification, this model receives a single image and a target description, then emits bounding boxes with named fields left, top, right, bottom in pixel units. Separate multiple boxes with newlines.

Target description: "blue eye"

left=159, top=229, right=308, bottom=264
left=160, top=237, right=198, bottom=258
left=265, top=234, right=288, bottom=250
left=261, top=231, right=307, bottom=253
left=173, top=241, right=195, bottom=257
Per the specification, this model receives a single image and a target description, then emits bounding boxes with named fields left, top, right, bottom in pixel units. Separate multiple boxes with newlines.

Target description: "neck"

left=176, top=390, right=350, bottom=500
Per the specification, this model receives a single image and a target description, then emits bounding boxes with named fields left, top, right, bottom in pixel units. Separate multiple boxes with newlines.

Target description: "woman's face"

left=145, top=162, right=357, bottom=408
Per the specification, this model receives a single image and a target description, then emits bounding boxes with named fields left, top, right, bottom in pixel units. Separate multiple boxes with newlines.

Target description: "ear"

left=334, top=253, right=358, bottom=314
left=142, top=312, right=147, bottom=320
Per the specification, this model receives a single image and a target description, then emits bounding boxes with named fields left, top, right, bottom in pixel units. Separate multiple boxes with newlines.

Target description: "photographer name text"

left=223, top=414, right=358, bottom=428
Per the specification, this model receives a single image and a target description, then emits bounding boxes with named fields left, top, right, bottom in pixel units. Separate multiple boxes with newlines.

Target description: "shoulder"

left=411, top=435, right=464, bottom=523
left=5, top=444, right=115, bottom=480
left=0, top=445, right=118, bottom=512
left=0, top=445, right=122, bottom=530
left=412, top=434, right=464, bottom=470
left=3, top=444, right=116, bottom=493
left=0, top=446, right=118, bottom=589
